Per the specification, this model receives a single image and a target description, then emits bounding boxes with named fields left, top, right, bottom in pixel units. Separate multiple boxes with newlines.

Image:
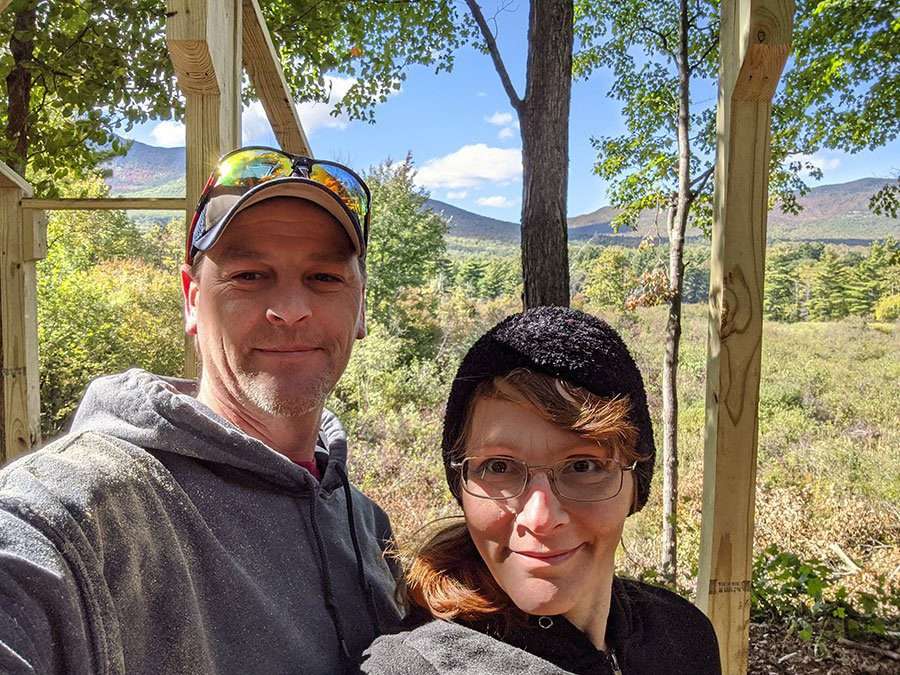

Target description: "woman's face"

left=461, top=397, right=633, bottom=623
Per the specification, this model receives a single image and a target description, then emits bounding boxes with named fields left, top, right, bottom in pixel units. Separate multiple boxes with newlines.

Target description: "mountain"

left=567, top=177, right=898, bottom=243
left=105, top=139, right=184, bottom=195
left=424, top=199, right=520, bottom=241
left=105, top=140, right=897, bottom=244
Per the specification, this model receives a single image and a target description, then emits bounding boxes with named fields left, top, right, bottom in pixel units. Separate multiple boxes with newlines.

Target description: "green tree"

left=764, top=246, right=804, bottom=322
left=844, top=238, right=899, bottom=317
left=1, top=0, right=465, bottom=194
left=583, top=246, right=637, bottom=310
left=808, top=248, right=850, bottom=320
left=364, top=156, right=448, bottom=344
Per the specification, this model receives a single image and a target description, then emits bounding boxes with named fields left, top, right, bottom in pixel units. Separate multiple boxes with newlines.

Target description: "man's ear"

left=181, top=263, right=199, bottom=336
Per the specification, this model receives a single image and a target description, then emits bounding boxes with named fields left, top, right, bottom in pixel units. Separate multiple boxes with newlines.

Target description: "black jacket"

left=362, top=577, right=721, bottom=674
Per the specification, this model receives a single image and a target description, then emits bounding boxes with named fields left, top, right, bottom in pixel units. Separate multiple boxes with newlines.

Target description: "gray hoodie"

left=0, top=369, right=401, bottom=674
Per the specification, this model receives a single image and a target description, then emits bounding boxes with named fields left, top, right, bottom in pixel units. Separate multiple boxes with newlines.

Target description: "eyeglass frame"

left=449, top=455, right=638, bottom=503
left=188, top=146, right=372, bottom=262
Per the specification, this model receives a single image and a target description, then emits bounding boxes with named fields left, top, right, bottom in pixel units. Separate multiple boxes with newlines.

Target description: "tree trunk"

left=519, top=0, right=573, bottom=308
left=661, top=0, right=693, bottom=586
left=4, top=1, right=36, bottom=176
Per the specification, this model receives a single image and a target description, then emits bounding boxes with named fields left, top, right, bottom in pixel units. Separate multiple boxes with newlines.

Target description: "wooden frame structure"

left=0, top=1, right=794, bottom=672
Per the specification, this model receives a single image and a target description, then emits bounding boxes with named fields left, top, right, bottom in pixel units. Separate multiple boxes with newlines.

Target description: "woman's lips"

left=511, top=544, right=584, bottom=565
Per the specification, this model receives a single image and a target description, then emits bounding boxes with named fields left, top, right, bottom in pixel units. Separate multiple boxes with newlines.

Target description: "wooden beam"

left=21, top=197, right=188, bottom=211
left=696, top=1, right=794, bottom=673
left=0, top=161, right=40, bottom=463
left=242, top=0, right=311, bottom=155
left=167, top=0, right=242, bottom=377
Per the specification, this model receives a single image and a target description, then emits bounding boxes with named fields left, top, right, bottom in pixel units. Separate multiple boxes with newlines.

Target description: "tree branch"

left=636, top=18, right=675, bottom=58
left=464, top=0, right=522, bottom=111
left=690, top=163, right=714, bottom=196
left=689, top=37, right=718, bottom=74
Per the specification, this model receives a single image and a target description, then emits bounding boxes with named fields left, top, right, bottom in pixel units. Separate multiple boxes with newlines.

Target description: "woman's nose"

left=515, top=472, right=569, bottom=533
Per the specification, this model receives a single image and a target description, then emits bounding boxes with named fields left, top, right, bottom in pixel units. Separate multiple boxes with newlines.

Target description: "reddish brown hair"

left=400, top=368, right=646, bottom=631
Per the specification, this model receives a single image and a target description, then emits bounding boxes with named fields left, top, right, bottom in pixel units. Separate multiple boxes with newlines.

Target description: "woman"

left=362, top=306, right=721, bottom=674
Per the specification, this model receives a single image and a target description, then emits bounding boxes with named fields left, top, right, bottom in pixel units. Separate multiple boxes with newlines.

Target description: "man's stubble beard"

left=236, top=365, right=336, bottom=418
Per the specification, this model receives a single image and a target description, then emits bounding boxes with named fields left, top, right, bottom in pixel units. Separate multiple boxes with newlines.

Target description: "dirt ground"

left=748, top=623, right=899, bottom=674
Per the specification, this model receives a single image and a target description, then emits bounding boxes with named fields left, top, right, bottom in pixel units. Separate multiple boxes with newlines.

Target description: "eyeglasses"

left=450, top=456, right=637, bottom=503
left=188, top=146, right=370, bottom=260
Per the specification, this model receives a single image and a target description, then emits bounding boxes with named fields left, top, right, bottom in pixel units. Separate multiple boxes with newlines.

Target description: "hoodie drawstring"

left=335, top=463, right=382, bottom=636
left=307, top=491, right=352, bottom=663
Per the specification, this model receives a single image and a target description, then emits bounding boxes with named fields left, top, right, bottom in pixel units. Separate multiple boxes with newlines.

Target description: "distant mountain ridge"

left=106, top=139, right=897, bottom=243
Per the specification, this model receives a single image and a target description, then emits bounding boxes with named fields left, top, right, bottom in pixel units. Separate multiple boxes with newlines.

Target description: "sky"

left=121, top=4, right=899, bottom=222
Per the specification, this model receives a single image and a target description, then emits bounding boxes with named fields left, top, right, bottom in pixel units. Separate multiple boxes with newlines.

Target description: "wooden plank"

left=167, top=0, right=242, bottom=377
left=0, top=1, right=12, bottom=15
left=21, top=197, right=188, bottom=211
left=242, top=0, right=311, bottom=155
left=0, top=161, right=31, bottom=194
left=0, top=182, right=41, bottom=463
left=696, top=1, right=793, bottom=673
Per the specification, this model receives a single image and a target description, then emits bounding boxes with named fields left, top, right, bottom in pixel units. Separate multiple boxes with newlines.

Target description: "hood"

left=70, top=368, right=348, bottom=492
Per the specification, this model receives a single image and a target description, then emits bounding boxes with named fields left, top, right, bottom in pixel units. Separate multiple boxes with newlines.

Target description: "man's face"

left=182, top=197, right=366, bottom=418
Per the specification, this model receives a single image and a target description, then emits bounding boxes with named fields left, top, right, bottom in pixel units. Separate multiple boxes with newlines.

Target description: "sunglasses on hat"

left=186, top=147, right=371, bottom=263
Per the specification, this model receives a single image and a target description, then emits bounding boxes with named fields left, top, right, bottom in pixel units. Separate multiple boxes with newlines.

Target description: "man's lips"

left=254, top=346, right=320, bottom=353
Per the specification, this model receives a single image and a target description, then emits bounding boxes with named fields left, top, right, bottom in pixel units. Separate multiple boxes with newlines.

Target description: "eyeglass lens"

left=462, top=456, right=625, bottom=502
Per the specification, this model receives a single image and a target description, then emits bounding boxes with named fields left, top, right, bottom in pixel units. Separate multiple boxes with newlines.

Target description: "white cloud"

left=242, top=102, right=273, bottom=145
left=787, top=152, right=841, bottom=172
left=295, top=75, right=358, bottom=134
left=446, top=190, right=468, bottom=200
left=241, top=76, right=383, bottom=145
left=476, top=91, right=487, bottom=97
left=477, top=195, right=515, bottom=208
left=150, top=120, right=185, bottom=147
left=416, top=144, right=522, bottom=189
left=485, top=111, right=514, bottom=126
left=498, top=126, right=516, bottom=140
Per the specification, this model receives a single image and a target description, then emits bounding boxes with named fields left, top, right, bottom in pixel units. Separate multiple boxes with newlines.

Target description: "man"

left=0, top=147, right=401, bottom=674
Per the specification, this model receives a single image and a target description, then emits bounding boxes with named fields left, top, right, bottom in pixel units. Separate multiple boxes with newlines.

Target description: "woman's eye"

left=566, top=458, right=608, bottom=474
left=486, top=459, right=511, bottom=474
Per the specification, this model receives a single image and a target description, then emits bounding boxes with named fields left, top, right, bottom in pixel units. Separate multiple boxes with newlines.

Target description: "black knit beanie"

left=442, top=306, right=655, bottom=513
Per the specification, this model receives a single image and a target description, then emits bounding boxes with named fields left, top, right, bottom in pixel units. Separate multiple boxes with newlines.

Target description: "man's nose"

left=515, top=472, right=569, bottom=534
left=265, top=286, right=312, bottom=325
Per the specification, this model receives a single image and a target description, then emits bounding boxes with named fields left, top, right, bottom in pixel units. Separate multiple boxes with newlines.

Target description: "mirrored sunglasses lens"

left=215, top=149, right=293, bottom=188
left=309, top=163, right=368, bottom=220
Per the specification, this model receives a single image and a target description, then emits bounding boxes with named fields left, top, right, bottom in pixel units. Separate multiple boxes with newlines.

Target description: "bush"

left=874, top=293, right=900, bottom=321
left=38, top=259, right=183, bottom=434
left=752, top=544, right=899, bottom=643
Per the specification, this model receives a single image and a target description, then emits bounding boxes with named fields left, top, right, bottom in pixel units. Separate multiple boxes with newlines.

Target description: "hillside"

left=105, top=140, right=897, bottom=243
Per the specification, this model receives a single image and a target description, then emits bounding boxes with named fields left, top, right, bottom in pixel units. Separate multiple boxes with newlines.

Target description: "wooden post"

left=242, top=0, right=311, bottom=156
left=696, top=1, right=793, bottom=673
left=0, top=162, right=44, bottom=463
left=166, top=0, right=242, bottom=377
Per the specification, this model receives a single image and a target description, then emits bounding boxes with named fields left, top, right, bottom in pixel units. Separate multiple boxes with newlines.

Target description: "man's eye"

left=233, top=272, right=263, bottom=281
left=311, top=273, right=342, bottom=283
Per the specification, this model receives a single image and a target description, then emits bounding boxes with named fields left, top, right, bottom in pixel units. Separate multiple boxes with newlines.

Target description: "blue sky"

left=122, top=5, right=899, bottom=221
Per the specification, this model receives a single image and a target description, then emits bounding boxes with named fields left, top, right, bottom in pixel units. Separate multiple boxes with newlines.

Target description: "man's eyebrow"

left=216, top=245, right=266, bottom=262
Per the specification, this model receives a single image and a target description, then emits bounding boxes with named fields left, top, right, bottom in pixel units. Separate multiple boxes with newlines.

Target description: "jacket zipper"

left=608, top=649, right=623, bottom=675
